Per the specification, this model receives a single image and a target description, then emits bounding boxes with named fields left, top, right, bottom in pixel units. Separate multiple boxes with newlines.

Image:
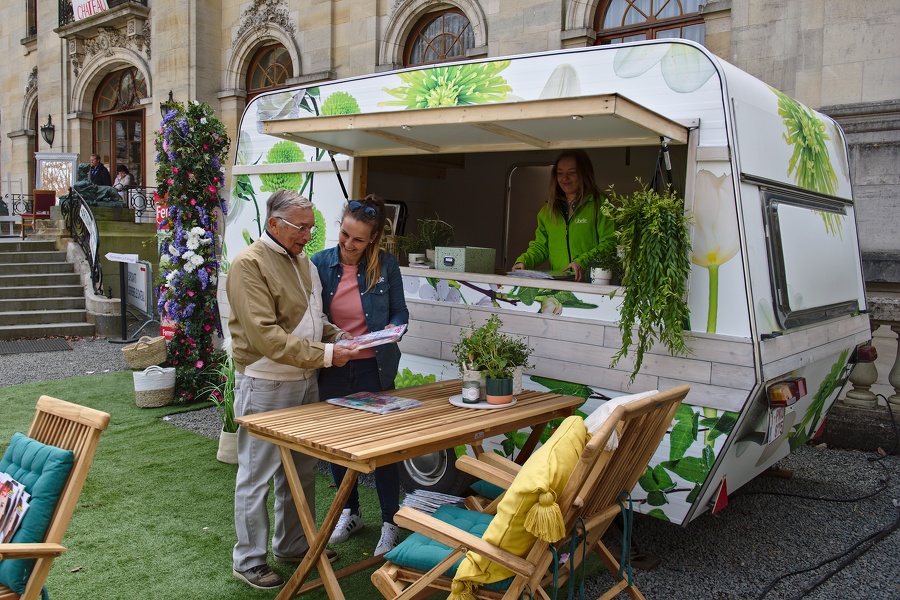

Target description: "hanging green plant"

left=603, top=182, right=692, bottom=381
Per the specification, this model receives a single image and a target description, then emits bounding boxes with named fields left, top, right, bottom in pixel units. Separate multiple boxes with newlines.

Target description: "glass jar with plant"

left=603, top=182, right=692, bottom=381
left=452, top=314, right=502, bottom=402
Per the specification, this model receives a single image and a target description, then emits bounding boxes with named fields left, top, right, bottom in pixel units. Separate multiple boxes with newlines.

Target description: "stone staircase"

left=0, top=239, right=94, bottom=339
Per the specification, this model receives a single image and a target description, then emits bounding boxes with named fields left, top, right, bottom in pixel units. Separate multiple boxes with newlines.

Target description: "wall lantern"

left=39, top=114, right=55, bottom=148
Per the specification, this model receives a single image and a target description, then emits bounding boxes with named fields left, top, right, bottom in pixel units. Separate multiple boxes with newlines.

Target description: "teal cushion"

left=0, top=432, right=75, bottom=594
left=471, top=479, right=504, bottom=500
left=384, top=505, right=512, bottom=591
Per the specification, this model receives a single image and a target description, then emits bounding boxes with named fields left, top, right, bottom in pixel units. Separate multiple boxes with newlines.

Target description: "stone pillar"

left=841, top=320, right=879, bottom=408
left=888, top=325, right=900, bottom=407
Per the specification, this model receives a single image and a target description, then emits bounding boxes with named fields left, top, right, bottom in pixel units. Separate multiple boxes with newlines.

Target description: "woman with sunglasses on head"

left=310, top=194, right=409, bottom=556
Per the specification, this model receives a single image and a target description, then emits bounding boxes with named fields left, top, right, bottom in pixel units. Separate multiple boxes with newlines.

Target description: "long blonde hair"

left=548, top=149, right=600, bottom=222
left=341, top=194, right=386, bottom=291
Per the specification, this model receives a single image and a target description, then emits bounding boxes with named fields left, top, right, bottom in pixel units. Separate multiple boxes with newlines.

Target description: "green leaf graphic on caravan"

left=380, top=62, right=512, bottom=109
left=771, top=87, right=843, bottom=236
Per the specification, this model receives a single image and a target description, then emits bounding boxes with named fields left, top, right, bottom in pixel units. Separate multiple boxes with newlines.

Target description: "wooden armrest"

left=0, top=543, right=66, bottom=560
left=477, top=453, right=521, bottom=475
left=393, top=506, right=533, bottom=575
left=456, top=456, right=516, bottom=489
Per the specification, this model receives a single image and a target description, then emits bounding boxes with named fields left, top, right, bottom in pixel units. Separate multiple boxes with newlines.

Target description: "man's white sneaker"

left=329, top=509, right=364, bottom=544
left=374, top=522, right=400, bottom=556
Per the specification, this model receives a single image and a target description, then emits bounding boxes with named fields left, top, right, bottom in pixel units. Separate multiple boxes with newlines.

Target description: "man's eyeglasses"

left=349, top=200, right=377, bottom=219
left=277, top=216, right=317, bottom=235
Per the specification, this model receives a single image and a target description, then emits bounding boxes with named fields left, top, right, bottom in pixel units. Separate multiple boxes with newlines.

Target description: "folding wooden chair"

left=371, top=385, right=689, bottom=600
left=0, top=396, right=110, bottom=600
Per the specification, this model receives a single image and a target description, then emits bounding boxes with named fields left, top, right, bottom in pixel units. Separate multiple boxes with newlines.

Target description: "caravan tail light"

left=767, top=377, right=807, bottom=407
left=854, top=344, right=878, bottom=363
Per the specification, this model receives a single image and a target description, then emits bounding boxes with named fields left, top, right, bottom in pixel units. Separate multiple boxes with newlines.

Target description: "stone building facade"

left=1, top=0, right=897, bottom=264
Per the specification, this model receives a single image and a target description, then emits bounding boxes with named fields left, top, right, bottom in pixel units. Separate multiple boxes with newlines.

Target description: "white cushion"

left=584, top=390, right=659, bottom=450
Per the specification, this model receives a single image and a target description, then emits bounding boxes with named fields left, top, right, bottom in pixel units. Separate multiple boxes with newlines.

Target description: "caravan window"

left=763, top=190, right=862, bottom=329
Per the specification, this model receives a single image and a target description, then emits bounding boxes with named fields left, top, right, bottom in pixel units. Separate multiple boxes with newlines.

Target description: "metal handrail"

left=60, top=187, right=104, bottom=296
left=3, top=193, right=31, bottom=215
left=124, top=186, right=157, bottom=220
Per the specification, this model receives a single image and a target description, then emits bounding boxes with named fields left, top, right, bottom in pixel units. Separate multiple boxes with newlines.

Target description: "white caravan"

left=223, top=40, right=869, bottom=525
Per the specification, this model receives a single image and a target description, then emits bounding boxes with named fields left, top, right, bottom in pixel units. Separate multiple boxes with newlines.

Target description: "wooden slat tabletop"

left=236, top=379, right=583, bottom=470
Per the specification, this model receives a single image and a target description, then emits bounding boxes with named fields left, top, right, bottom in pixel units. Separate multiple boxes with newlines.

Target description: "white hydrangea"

left=190, top=254, right=204, bottom=267
left=186, top=238, right=200, bottom=250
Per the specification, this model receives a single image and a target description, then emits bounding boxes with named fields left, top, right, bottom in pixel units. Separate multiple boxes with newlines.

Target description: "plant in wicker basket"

left=155, top=98, right=231, bottom=402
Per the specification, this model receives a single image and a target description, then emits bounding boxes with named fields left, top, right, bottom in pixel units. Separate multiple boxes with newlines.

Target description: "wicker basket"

left=381, top=217, right=398, bottom=260
left=133, top=366, right=176, bottom=408
left=121, top=335, right=168, bottom=370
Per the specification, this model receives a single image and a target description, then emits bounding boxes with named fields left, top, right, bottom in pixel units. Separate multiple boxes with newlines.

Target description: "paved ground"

left=3, top=337, right=898, bottom=599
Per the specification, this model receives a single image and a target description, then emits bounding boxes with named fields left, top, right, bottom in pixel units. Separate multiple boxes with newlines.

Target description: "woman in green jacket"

left=512, top=149, right=614, bottom=282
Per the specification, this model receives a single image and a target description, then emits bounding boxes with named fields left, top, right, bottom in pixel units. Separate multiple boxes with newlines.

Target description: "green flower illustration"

left=259, top=141, right=305, bottom=193
left=320, top=91, right=361, bottom=116
left=380, top=61, right=512, bottom=109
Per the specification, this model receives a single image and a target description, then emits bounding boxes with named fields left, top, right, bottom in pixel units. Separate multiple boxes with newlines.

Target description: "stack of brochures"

left=326, top=391, right=422, bottom=415
left=0, top=472, right=30, bottom=542
left=401, top=489, right=466, bottom=514
left=335, top=324, right=407, bottom=350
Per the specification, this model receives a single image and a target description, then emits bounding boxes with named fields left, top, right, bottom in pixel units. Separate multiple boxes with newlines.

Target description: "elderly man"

left=88, top=154, right=112, bottom=186
left=228, top=189, right=358, bottom=590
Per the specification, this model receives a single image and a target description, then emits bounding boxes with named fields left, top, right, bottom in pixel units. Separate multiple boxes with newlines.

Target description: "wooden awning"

left=262, top=93, right=691, bottom=157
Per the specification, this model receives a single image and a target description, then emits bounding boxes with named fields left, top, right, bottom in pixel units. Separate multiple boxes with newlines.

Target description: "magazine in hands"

left=326, top=391, right=422, bottom=415
left=335, top=324, right=407, bottom=350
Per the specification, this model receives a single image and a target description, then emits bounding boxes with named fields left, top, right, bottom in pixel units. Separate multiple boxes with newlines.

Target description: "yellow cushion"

left=452, top=416, right=590, bottom=587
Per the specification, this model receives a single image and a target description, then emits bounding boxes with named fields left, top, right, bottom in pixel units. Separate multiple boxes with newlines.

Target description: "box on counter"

left=434, top=246, right=496, bottom=274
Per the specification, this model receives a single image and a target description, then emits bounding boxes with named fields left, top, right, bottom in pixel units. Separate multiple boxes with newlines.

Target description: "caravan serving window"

left=763, top=190, right=862, bottom=329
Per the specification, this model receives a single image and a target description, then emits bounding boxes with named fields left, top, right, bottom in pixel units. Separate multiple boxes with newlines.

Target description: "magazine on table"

left=0, top=472, right=31, bottom=543
left=335, top=324, right=407, bottom=350
left=326, top=391, right=422, bottom=415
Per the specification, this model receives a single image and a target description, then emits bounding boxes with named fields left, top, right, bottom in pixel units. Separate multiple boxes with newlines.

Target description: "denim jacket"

left=311, top=247, right=409, bottom=390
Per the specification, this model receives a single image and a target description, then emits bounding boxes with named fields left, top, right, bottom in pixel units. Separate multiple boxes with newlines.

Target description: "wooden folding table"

left=235, top=379, right=583, bottom=599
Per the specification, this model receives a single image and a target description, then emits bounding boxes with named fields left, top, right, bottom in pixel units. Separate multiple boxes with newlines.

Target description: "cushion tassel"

left=447, top=579, right=477, bottom=600
left=524, top=491, right=566, bottom=542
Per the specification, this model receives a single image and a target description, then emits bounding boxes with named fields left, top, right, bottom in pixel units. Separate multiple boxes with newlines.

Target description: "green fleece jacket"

left=515, top=194, right=615, bottom=271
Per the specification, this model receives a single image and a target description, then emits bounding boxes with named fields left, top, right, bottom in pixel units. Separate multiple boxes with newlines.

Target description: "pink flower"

left=167, top=178, right=174, bottom=185
left=187, top=290, right=195, bottom=297
left=207, top=185, right=216, bottom=193
left=204, top=324, right=211, bottom=331
left=172, top=167, right=179, bottom=174
left=190, top=199, right=197, bottom=206
left=203, top=143, right=209, bottom=150
left=195, top=360, right=204, bottom=369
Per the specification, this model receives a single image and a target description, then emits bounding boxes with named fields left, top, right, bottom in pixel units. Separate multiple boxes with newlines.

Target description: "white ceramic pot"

left=590, top=267, right=612, bottom=285
left=425, top=248, right=435, bottom=262
left=512, top=365, right=525, bottom=395
left=217, top=429, right=239, bottom=464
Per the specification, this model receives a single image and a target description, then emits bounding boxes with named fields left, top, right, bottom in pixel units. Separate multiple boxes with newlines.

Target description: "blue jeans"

left=318, top=357, right=401, bottom=524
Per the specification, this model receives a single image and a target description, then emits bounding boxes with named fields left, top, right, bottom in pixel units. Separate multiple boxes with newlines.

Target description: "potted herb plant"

left=415, top=217, right=454, bottom=262
left=202, top=351, right=238, bottom=464
left=603, top=182, right=692, bottom=380
left=453, top=315, right=502, bottom=402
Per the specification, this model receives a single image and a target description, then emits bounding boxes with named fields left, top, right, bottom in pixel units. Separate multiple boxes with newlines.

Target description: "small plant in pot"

left=201, top=350, right=239, bottom=463
left=452, top=314, right=502, bottom=402
left=415, top=216, right=454, bottom=262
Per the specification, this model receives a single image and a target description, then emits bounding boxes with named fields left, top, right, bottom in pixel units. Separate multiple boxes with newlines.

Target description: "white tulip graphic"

left=691, top=170, right=739, bottom=333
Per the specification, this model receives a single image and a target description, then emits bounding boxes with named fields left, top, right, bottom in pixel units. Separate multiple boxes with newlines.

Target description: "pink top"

left=330, top=264, right=375, bottom=359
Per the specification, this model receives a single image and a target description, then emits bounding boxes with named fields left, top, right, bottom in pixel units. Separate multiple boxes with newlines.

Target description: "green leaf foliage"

left=789, top=350, right=850, bottom=450
left=646, top=508, right=670, bottom=522
left=646, top=490, right=668, bottom=506
left=527, top=376, right=594, bottom=400
left=394, top=367, right=436, bottom=389
left=669, top=410, right=699, bottom=461
left=705, top=411, right=738, bottom=442
left=686, top=484, right=702, bottom=503
left=603, top=183, right=691, bottom=380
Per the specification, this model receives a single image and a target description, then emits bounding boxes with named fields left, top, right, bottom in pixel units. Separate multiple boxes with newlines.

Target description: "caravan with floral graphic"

left=224, top=40, right=868, bottom=525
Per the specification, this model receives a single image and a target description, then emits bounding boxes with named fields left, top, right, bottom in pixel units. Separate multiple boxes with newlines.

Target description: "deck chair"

left=371, top=385, right=688, bottom=600
left=19, top=191, right=55, bottom=240
left=0, top=396, right=110, bottom=600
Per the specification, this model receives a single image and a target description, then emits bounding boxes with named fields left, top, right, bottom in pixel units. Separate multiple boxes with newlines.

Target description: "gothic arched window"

left=405, top=9, right=475, bottom=66
left=594, top=0, right=705, bottom=45
left=246, top=44, right=292, bottom=102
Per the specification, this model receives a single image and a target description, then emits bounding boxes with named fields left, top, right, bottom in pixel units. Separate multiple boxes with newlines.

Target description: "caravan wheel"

left=400, top=449, right=473, bottom=495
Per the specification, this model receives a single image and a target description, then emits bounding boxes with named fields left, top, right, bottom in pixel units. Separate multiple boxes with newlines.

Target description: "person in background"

left=88, top=154, right=112, bottom=187
left=228, top=189, right=359, bottom=591
left=311, top=193, right=409, bottom=556
left=113, top=165, right=133, bottom=190
left=511, top=149, right=614, bottom=282
left=113, top=165, right=133, bottom=200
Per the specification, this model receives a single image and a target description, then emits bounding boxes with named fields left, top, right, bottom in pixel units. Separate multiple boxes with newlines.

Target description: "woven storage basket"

left=381, top=217, right=398, bottom=260
left=133, top=366, right=176, bottom=408
left=122, top=335, right=168, bottom=370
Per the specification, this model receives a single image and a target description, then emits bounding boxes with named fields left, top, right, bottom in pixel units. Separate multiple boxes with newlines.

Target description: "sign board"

left=72, top=0, right=109, bottom=21
left=104, top=252, right=138, bottom=264
left=161, top=317, right=176, bottom=341
left=126, top=261, right=153, bottom=315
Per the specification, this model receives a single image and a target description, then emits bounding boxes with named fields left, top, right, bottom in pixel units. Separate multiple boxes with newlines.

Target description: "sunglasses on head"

left=348, top=200, right=377, bottom=219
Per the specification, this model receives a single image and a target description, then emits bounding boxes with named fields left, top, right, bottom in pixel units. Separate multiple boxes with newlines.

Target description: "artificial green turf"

left=0, top=372, right=388, bottom=599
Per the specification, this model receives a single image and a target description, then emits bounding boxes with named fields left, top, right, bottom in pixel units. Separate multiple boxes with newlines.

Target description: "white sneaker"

left=374, top=522, right=400, bottom=556
left=329, top=509, right=364, bottom=544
